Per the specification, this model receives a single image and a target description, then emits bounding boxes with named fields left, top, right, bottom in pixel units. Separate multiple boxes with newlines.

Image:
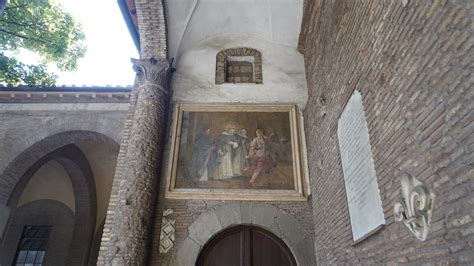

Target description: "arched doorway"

left=196, top=225, right=296, bottom=266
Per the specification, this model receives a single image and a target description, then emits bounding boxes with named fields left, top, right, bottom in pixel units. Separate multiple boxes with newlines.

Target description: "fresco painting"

left=175, top=111, right=294, bottom=190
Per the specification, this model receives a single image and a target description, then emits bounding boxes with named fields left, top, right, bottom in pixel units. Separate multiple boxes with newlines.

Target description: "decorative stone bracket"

left=394, top=173, right=435, bottom=241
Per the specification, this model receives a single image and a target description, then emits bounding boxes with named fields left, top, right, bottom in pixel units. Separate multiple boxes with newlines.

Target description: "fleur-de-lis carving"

left=394, top=173, right=435, bottom=241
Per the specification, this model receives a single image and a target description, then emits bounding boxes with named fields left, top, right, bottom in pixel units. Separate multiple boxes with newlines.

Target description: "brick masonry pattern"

left=97, top=0, right=169, bottom=263
left=299, top=0, right=473, bottom=264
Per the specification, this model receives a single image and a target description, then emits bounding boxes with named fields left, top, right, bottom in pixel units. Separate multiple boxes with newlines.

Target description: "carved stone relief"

left=131, top=57, right=173, bottom=94
left=394, top=173, right=435, bottom=241
left=159, top=209, right=175, bottom=253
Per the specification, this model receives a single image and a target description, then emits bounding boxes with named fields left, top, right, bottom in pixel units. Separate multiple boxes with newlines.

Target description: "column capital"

left=131, top=57, right=173, bottom=94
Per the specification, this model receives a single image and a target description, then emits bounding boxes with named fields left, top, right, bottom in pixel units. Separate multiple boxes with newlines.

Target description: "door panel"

left=197, top=225, right=296, bottom=266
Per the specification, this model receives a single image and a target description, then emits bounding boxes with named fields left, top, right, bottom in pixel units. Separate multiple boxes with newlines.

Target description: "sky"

left=17, top=0, right=138, bottom=86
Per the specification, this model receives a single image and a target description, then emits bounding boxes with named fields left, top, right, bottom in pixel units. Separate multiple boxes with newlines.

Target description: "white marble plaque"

left=337, top=91, right=385, bottom=241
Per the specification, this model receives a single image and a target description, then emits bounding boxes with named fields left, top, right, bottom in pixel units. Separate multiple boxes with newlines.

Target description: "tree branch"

left=0, top=28, right=47, bottom=44
left=0, top=18, right=36, bottom=28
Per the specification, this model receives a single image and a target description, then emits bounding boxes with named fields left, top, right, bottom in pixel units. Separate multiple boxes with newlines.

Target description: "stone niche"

left=215, top=48, right=262, bottom=84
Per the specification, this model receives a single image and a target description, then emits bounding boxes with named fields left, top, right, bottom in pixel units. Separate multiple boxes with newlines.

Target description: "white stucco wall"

left=165, top=0, right=308, bottom=107
left=17, top=160, right=76, bottom=212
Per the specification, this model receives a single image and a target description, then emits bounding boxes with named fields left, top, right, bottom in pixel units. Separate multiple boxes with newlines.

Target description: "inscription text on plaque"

left=337, top=90, right=385, bottom=241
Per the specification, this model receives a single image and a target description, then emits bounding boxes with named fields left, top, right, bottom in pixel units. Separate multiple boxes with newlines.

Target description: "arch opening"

left=0, top=131, right=119, bottom=266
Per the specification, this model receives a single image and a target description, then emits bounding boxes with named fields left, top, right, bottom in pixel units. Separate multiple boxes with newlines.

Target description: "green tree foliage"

left=0, top=0, right=86, bottom=85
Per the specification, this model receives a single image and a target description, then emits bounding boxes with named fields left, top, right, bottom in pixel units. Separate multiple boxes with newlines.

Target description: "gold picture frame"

left=165, top=103, right=309, bottom=201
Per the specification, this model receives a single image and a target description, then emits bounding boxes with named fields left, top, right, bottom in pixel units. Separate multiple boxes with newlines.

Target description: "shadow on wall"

left=0, top=131, right=119, bottom=265
left=0, top=200, right=74, bottom=265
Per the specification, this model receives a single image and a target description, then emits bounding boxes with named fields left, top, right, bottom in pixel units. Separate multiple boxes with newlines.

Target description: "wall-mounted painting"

left=165, top=104, right=309, bottom=201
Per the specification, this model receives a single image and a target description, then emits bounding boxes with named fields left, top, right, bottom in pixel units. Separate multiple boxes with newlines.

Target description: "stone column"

left=105, top=57, right=172, bottom=265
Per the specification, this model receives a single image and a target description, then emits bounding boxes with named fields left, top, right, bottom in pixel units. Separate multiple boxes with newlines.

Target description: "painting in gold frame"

left=165, top=103, right=309, bottom=201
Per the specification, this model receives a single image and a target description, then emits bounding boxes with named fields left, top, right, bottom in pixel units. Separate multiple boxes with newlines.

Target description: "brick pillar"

left=103, top=58, right=172, bottom=265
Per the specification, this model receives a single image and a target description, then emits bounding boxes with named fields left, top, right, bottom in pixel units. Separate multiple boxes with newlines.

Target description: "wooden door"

left=196, top=225, right=296, bottom=266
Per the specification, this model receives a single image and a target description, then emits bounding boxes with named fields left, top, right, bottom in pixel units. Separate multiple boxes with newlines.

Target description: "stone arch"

left=0, top=131, right=118, bottom=265
left=89, top=218, right=106, bottom=264
left=215, top=47, right=263, bottom=84
left=3, top=145, right=96, bottom=265
left=175, top=202, right=316, bottom=266
left=0, top=130, right=118, bottom=204
left=0, top=112, right=124, bottom=176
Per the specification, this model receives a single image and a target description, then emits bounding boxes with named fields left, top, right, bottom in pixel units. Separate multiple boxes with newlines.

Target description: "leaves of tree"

left=0, top=53, right=56, bottom=85
left=0, top=0, right=86, bottom=85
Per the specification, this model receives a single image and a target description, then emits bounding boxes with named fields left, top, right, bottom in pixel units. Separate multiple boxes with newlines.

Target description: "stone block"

left=214, top=203, right=241, bottom=228
left=275, top=209, right=307, bottom=248
left=176, top=238, right=201, bottom=266
left=188, top=210, right=222, bottom=246
left=293, top=235, right=316, bottom=266
left=240, top=201, right=253, bottom=224
left=250, top=203, right=281, bottom=238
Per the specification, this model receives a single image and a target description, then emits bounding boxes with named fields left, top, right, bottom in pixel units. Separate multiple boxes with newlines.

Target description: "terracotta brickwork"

left=135, top=0, right=167, bottom=59
left=300, top=0, right=473, bottom=264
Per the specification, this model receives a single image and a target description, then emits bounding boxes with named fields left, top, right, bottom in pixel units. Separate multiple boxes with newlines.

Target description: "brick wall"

left=300, top=0, right=473, bottom=264
left=148, top=179, right=315, bottom=265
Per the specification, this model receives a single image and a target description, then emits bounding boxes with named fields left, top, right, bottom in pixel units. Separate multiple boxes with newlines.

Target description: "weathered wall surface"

left=0, top=96, right=128, bottom=264
left=148, top=105, right=315, bottom=265
left=0, top=102, right=128, bottom=175
left=0, top=200, right=74, bottom=266
left=115, top=0, right=317, bottom=264
left=149, top=191, right=315, bottom=265
left=165, top=0, right=308, bottom=107
left=300, top=0, right=473, bottom=264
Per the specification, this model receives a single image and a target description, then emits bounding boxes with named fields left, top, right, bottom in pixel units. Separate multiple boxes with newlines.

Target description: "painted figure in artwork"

left=189, top=128, right=214, bottom=181
left=210, top=128, right=239, bottom=179
left=245, top=129, right=275, bottom=183
left=264, top=129, right=279, bottom=173
left=232, top=128, right=250, bottom=176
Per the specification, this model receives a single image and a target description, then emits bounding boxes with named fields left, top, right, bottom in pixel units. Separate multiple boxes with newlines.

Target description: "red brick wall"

left=300, top=0, right=473, bottom=264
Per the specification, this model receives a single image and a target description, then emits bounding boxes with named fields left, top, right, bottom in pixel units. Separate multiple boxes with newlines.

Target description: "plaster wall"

left=165, top=0, right=308, bottom=107
left=0, top=101, right=126, bottom=235
left=0, top=102, right=128, bottom=176
left=76, top=140, right=119, bottom=230
left=17, top=160, right=75, bottom=213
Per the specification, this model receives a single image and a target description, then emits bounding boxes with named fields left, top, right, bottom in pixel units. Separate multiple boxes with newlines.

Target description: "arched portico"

left=0, top=131, right=119, bottom=265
